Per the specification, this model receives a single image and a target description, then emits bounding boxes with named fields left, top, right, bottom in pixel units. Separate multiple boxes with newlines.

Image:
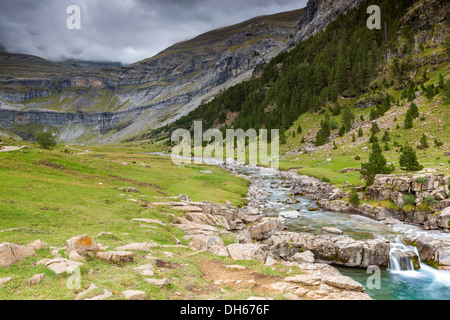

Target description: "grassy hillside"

left=0, top=138, right=264, bottom=300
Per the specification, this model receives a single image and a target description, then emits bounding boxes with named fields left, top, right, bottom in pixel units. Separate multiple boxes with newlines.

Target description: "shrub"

left=36, top=132, right=56, bottom=150
left=416, top=176, right=427, bottom=184
left=349, top=188, right=360, bottom=206
left=402, top=194, right=416, bottom=208
left=434, top=139, right=443, bottom=147
left=321, top=177, right=331, bottom=183
left=355, top=156, right=361, bottom=161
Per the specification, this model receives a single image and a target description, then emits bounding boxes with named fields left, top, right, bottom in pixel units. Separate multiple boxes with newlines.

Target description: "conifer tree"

left=399, top=145, right=423, bottom=171
left=361, top=141, right=394, bottom=186
left=371, top=122, right=380, bottom=134
left=358, top=127, right=364, bottom=138
left=419, top=133, right=429, bottom=149
left=404, top=110, right=413, bottom=129
left=409, top=102, right=419, bottom=119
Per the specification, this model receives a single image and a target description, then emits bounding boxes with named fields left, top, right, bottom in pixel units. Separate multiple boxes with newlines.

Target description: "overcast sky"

left=0, top=0, right=306, bottom=65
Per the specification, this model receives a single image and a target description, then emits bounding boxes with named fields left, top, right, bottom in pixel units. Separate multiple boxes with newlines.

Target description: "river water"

left=154, top=154, right=450, bottom=300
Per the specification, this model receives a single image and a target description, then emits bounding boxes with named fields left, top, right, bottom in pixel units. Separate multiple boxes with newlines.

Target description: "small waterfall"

left=389, top=237, right=421, bottom=272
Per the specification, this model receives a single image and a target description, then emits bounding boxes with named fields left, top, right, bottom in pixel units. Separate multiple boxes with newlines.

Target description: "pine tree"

left=349, top=187, right=360, bottom=206
left=342, top=107, right=355, bottom=133
left=369, top=132, right=379, bottom=144
left=399, top=145, right=423, bottom=171
left=333, top=141, right=338, bottom=150
left=409, top=102, right=419, bottom=119
left=371, top=122, right=380, bottom=134
left=358, top=127, right=364, bottom=138
left=381, top=130, right=390, bottom=142
left=419, top=133, right=429, bottom=149
left=404, top=110, right=413, bottom=129
left=361, top=141, right=394, bottom=186
left=352, top=133, right=356, bottom=142
left=297, top=124, right=303, bottom=134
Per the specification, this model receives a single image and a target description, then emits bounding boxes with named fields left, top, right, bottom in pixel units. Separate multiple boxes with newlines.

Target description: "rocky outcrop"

left=285, top=173, right=345, bottom=201
left=368, top=174, right=449, bottom=206
left=365, top=174, right=450, bottom=230
left=319, top=200, right=405, bottom=222
left=0, top=243, right=36, bottom=268
left=292, top=0, right=362, bottom=45
left=265, top=231, right=390, bottom=268
left=404, top=234, right=450, bottom=270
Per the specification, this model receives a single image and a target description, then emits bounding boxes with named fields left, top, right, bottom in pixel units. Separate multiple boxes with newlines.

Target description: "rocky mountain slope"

left=0, top=9, right=304, bottom=144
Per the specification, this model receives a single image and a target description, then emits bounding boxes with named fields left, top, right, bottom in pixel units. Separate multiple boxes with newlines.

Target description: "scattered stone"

left=134, top=265, right=155, bottom=276
left=122, top=290, right=146, bottom=300
left=45, top=258, right=83, bottom=275
left=28, top=240, right=48, bottom=250
left=246, top=297, right=274, bottom=301
left=96, top=251, right=134, bottom=264
left=69, top=250, right=85, bottom=262
left=85, top=289, right=113, bottom=301
left=36, top=259, right=50, bottom=266
left=0, top=277, right=11, bottom=285
left=28, top=273, right=45, bottom=286
left=322, top=227, right=344, bottom=235
left=116, top=242, right=156, bottom=252
left=279, top=211, right=301, bottom=219
left=75, top=284, right=97, bottom=300
left=0, top=243, right=37, bottom=268
left=65, top=235, right=99, bottom=256
left=145, top=278, right=171, bottom=287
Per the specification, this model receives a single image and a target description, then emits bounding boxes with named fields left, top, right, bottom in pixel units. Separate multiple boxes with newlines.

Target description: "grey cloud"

left=0, top=0, right=306, bottom=64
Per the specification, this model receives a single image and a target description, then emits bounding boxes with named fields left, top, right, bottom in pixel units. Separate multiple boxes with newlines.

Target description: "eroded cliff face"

left=0, top=1, right=362, bottom=143
left=292, top=0, right=363, bottom=45
left=0, top=9, right=306, bottom=143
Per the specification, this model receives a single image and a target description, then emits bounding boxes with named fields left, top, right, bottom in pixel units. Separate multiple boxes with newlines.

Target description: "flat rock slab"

left=85, top=289, right=113, bottom=301
left=145, top=278, right=171, bottom=287
left=132, top=219, right=167, bottom=227
left=171, top=206, right=204, bottom=212
left=75, top=283, right=98, bottom=300
left=227, top=244, right=268, bottom=263
left=122, top=290, right=146, bottom=300
left=116, top=242, right=156, bottom=252
left=96, top=251, right=134, bottom=264
left=134, top=264, right=155, bottom=276
left=45, top=258, right=83, bottom=275
left=0, top=242, right=37, bottom=268
left=0, top=277, right=12, bottom=285
left=322, top=227, right=344, bottom=235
